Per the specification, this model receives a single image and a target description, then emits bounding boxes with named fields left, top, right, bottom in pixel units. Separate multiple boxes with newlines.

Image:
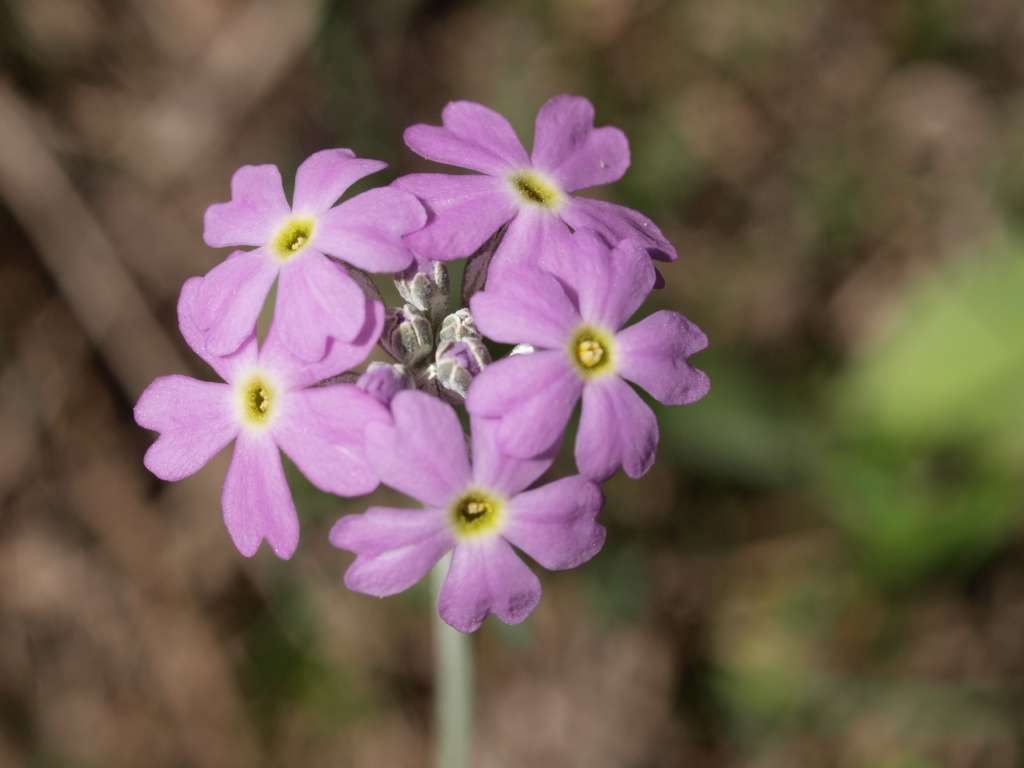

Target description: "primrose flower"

left=466, top=230, right=709, bottom=481
left=135, top=278, right=389, bottom=558
left=198, top=149, right=426, bottom=360
left=395, top=95, right=675, bottom=282
left=330, top=391, right=605, bottom=633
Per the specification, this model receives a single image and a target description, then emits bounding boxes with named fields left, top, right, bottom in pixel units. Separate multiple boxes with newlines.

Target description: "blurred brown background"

left=4, top=0, right=1024, bottom=765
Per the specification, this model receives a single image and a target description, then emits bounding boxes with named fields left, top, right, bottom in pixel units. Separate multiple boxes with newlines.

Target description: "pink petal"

left=273, top=385, right=389, bottom=497
left=616, top=310, right=710, bottom=406
left=573, top=379, right=620, bottom=482
left=531, top=95, right=630, bottom=192
left=404, top=101, right=529, bottom=176
left=539, top=231, right=655, bottom=330
left=561, top=197, right=677, bottom=262
left=260, top=296, right=384, bottom=389
left=470, top=268, right=579, bottom=348
left=364, top=391, right=472, bottom=508
left=291, top=149, right=386, bottom=215
left=313, top=187, right=423, bottom=273
left=221, top=433, right=298, bottom=559
left=203, top=164, right=290, bottom=248
left=177, top=277, right=257, bottom=383
left=394, top=172, right=504, bottom=205
left=438, top=538, right=541, bottom=633
left=552, top=127, right=629, bottom=192
left=467, top=352, right=582, bottom=459
left=135, top=376, right=236, bottom=481
left=470, top=415, right=555, bottom=497
left=503, top=476, right=605, bottom=570
left=612, top=380, right=660, bottom=479
left=467, top=350, right=567, bottom=416
left=192, top=250, right=278, bottom=356
left=531, top=95, right=594, bottom=170
left=442, top=101, right=530, bottom=167
left=274, top=252, right=367, bottom=361
left=485, top=208, right=569, bottom=285
left=330, top=507, right=453, bottom=597
left=399, top=176, right=516, bottom=264
left=576, top=377, right=658, bottom=481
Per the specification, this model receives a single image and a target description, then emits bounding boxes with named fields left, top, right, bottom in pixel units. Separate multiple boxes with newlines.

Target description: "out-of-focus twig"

left=0, top=79, right=187, bottom=398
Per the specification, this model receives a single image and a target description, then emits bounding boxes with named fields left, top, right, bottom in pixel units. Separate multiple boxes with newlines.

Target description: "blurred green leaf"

left=836, top=234, right=1024, bottom=465
left=824, top=445, right=1021, bottom=589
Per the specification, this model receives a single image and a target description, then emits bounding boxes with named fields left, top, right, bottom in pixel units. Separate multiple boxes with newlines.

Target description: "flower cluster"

left=136, top=95, right=709, bottom=633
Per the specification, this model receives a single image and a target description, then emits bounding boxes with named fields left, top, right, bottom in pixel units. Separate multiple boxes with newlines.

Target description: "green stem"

left=431, top=556, right=473, bottom=768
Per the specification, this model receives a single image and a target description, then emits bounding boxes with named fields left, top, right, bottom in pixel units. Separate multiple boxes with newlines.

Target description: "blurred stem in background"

left=431, top=557, right=473, bottom=768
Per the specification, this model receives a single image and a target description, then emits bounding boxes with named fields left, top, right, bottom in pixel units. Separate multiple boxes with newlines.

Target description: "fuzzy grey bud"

left=437, top=307, right=480, bottom=347
left=381, top=303, right=433, bottom=365
left=431, top=335, right=490, bottom=402
left=395, top=261, right=450, bottom=323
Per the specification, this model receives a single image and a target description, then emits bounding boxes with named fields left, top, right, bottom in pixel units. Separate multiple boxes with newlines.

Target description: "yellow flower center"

left=577, top=339, right=605, bottom=368
left=239, top=375, right=275, bottom=425
left=272, top=217, right=315, bottom=260
left=570, top=326, right=615, bottom=378
left=450, top=490, right=504, bottom=539
left=508, top=171, right=563, bottom=210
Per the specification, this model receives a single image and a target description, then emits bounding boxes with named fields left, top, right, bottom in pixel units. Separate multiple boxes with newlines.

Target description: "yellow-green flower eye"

left=570, top=326, right=615, bottom=377
left=272, top=218, right=315, bottom=260
left=576, top=338, right=605, bottom=368
left=450, top=490, right=504, bottom=539
left=508, top=171, right=563, bottom=210
left=240, top=375, right=275, bottom=425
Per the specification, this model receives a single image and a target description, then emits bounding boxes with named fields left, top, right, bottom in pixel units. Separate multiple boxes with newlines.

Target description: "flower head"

left=466, top=229, right=710, bottom=481
left=330, top=391, right=605, bottom=633
left=134, top=278, right=390, bottom=558
left=395, top=95, right=675, bottom=284
left=197, top=149, right=426, bottom=360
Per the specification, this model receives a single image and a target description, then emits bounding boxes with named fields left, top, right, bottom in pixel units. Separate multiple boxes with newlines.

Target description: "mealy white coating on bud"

left=428, top=308, right=491, bottom=402
left=429, top=359, right=473, bottom=403
left=437, top=307, right=479, bottom=347
left=381, top=303, right=434, bottom=365
left=395, top=261, right=450, bottom=323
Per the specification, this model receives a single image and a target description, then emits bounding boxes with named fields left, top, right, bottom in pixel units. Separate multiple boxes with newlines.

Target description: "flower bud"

left=432, top=337, right=490, bottom=402
left=356, top=362, right=411, bottom=406
left=437, top=307, right=480, bottom=347
left=395, top=261, right=450, bottom=323
left=381, top=303, right=434, bottom=365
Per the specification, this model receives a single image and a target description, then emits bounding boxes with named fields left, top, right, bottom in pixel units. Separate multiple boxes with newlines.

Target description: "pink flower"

left=330, top=391, right=605, bottom=633
left=395, top=95, right=674, bottom=281
left=198, top=149, right=426, bottom=361
left=134, top=278, right=390, bottom=558
left=466, top=229, right=709, bottom=481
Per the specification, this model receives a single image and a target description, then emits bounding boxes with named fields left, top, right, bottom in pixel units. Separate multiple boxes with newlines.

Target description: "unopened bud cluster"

left=379, top=263, right=490, bottom=403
